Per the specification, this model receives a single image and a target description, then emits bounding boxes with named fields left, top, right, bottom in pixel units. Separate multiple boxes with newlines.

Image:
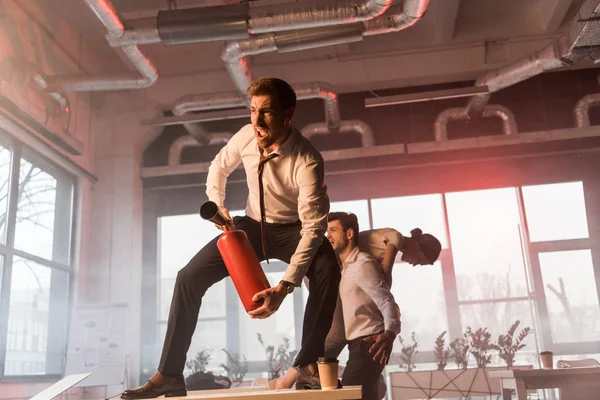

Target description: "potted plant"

left=220, top=349, right=248, bottom=384
left=449, top=334, right=469, bottom=370
left=466, top=326, right=494, bottom=368
left=433, top=331, right=452, bottom=371
left=186, top=349, right=212, bottom=374
left=398, top=332, right=419, bottom=372
left=495, top=320, right=531, bottom=368
left=257, top=333, right=298, bottom=379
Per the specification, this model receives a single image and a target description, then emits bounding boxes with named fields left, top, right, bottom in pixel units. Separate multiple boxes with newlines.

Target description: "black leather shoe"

left=121, top=372, right=186, bottom=399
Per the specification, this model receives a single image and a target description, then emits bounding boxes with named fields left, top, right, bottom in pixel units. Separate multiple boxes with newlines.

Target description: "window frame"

left=0, top=133, right=76, bottom=381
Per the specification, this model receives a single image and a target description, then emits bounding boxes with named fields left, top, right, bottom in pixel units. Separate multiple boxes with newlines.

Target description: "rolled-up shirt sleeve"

left=282, top=158, right=329, bottom=286
left=206, top=130, right=244, bottom=206
left=382, top=228, right=403, bottom=250
left=356, top=260, right=401, bottom=335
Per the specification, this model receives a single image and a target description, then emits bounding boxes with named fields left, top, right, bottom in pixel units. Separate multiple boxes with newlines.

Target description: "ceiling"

left=36, top=0, right=600, bottom=104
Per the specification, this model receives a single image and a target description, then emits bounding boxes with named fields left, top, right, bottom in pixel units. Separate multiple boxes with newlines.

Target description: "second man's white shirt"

left=339, top=247, right=401, bottom=341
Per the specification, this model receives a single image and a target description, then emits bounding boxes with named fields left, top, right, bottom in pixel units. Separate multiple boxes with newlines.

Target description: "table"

left=166, top=385, right=362, bottom=399
left=488, top=367, right=600, bottom=400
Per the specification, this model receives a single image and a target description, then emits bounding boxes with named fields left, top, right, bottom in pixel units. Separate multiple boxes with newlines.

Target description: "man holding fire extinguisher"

left=121, top=77, right=340, bottom=398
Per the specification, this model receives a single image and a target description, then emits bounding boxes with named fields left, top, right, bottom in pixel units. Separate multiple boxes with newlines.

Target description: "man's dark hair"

left=247, top=77, right=297, bottom=110
left=328, top=212, right=360, bottom=246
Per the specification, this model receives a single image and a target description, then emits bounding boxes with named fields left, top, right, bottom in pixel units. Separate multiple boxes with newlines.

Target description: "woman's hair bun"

left=410, top=228, right=423, bottom=238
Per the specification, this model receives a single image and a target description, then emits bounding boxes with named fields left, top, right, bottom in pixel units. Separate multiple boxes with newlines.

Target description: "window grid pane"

left=522, top=182, right=589, bottom=242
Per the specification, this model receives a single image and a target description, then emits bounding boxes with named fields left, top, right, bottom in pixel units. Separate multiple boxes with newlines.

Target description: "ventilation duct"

left=173, top=92, right=246, bottom=144
left=301, top=120, right=375, bottom=147
left=564, top=0, right=600, bottom=63
left=46, top=0, right=158, bottom=91
left=113, top=0, right=397, bottom=46
left=434, top=105, right=517, bottom=142
left=465, top=39, right=570, bottom=117
left=0, top=58, right=82, bottom=154
left=172, top=82, right=341, bottom=142
left=168, top=132, right=233, bottom=165
left=574, top=93, right=600, bottom=128
left=222, top=0, right=429, bottom=95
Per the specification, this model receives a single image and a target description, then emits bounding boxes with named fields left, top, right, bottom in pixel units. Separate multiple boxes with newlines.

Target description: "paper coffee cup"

left=540, top=351, right=553, bottom=369
left=317, top=357, right=339, bottom=390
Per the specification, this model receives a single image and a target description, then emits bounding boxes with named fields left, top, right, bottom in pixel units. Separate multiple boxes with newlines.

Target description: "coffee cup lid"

left=318, top=357, right=338, bottom=363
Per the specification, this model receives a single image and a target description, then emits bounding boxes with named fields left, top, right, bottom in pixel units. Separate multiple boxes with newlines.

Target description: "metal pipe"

left=172, top=92, right=245, bottom=143
left=574, top=93, right=600, bottom=128
left=114, top=0, right=396, bottom=47
left=295, top=82, right=341, bottom=132
left=465, top=39, right=570, bottom=117
left=434, top=105, right=518, bottom=141
left=361, top=0, right=430, bottom=35
left=221, top=0, right=428, bottom=112
left=168, top=133, right=234, bottom=166
left=31, top=69, right=71, bottom=131
left=47, top=0, right=158, bottom=91
left=301, top=120, right=375, bottom=147
left=172, top=83, right=341, bottom=140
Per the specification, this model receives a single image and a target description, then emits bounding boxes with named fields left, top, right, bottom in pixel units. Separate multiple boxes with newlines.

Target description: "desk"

left=167, top=385, right=362, bottom=399
left=489, top=367, right=600, bottom=400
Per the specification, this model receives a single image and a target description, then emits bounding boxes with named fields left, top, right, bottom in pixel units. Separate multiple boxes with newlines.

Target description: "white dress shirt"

left=206, top=124, right=330, bottom=286
left=339, top=247, right=401, bottom=341
left=359, top=228, right=404, bottom=264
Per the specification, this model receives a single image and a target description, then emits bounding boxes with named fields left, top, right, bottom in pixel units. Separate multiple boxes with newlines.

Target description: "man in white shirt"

left=122, top=78, right=340, bottom=398
left=327, top=212, right=402, bottom=400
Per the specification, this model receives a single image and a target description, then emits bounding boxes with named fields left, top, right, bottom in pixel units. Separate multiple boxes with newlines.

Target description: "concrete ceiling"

left=39, top=0, right=599, bottom=105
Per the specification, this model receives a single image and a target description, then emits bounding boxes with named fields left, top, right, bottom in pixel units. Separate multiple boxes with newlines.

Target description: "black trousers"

left=342, top=335, right=388, bottom=400
left=158, top=215, right=340, bottom=376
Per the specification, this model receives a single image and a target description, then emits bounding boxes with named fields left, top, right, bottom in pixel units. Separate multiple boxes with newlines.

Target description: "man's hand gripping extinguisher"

left=199, top=201, right=270, bottom=313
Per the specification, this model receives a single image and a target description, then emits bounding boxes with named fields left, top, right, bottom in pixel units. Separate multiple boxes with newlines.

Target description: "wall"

left=0, top=1, right=101, bottom=398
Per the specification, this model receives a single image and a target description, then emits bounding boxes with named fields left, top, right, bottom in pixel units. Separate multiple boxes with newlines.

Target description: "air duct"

left=46, top=0, right=158, bottom=91
left=173, top=92, right=246, bottom=144
left=434, top=105, right=517, bottom=141
left=222, top=0, right=428, bottom=98
left=465, top=39, right=570, bottom=117
left=0, top=58, right=82, bottom=154
left=172, top=82, right=341, bottom=142
left=301, top=120, right=375, bottom=147
left=168, top=132, right=233, bottom=165
left=574, top=93, right=600, bottom=128
left=114, top=0, right=397, bottom=46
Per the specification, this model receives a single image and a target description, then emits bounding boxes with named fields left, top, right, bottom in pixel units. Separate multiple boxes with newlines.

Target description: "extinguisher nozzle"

left=200, top=200, right=230, bottom=227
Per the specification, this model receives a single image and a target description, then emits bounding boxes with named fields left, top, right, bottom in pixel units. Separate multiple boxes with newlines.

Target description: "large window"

left=0, top=137, right=75, bottom=378
left=147, top=179, right=599, bottom=380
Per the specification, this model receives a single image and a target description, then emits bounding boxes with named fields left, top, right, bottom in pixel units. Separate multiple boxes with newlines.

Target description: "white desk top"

left=489, top=366, right=600, bottom=379
left=167, top=386, right=362, bottom=399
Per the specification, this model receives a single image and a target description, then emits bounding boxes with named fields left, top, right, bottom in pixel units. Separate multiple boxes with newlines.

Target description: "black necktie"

left=258, top=152, right=279, bottom=261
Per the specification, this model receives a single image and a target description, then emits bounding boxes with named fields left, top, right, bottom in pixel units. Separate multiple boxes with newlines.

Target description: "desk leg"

left=514, top=378, right=528, bottom=400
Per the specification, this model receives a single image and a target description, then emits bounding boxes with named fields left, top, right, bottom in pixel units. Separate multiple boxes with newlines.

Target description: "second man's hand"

left=248, top=284, right=288, bottom=319
left=363, top=330, right=396, bottom=365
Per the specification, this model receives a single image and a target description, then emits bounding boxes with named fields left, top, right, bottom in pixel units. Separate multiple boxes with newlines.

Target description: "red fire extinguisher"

left=200, top=201, right=270, bottom=313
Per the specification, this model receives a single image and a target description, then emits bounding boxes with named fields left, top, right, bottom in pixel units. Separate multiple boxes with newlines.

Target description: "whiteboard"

left=64, top=303, right=128, bottom=387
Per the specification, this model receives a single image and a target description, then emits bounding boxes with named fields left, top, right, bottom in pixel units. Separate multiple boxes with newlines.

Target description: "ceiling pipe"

left=574, top=93, right=600, bottom=128
left=464, top=39, right=570, bottom=117
left=46, top=0, right=158, bottom=91
left=173, top=92, right=246, bottom=144
left=111, top=0, right=398, bottom=46
left=301, top=120, right=375, bottom=147
left=172, top=82, right=341, bottom=142
left=168, top=132, right=233, bottom=166
left=434, top=105, right=518, bottom=142
left=222, top=0, right=429, bottom=100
